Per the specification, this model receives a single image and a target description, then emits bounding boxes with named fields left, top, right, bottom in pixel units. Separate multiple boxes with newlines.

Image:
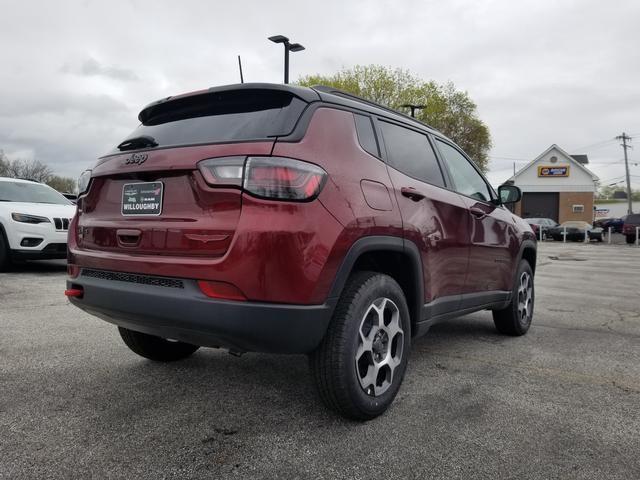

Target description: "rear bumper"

left=67, top=270, right=335, bottom=354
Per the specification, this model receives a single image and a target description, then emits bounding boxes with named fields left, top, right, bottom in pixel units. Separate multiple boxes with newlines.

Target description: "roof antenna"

left=237, top=55, right=244, bottom=83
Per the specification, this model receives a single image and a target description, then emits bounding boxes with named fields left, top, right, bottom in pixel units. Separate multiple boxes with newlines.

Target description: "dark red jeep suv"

left=67, top=83, right=536, bottom=420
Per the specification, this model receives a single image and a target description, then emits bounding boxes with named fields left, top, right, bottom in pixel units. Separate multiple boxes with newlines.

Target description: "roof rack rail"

left=311, top=85, right=439, bottom=132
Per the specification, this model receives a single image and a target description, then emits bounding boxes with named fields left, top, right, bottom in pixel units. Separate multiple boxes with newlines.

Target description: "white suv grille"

left=53, top=218, right=72, bottom=231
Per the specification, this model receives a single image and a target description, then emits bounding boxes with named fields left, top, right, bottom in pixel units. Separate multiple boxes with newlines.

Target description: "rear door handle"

left=400, top=187, right=426, bottom=202
left=469, top=207, right=487, bottom=218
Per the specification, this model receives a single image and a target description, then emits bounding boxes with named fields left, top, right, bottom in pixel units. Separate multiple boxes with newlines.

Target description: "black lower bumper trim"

left=68, top=272, right=335, bottom=354
left=11, top=246, right=68, bottom=260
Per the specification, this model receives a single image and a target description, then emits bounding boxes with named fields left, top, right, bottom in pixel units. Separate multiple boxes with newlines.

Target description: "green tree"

left=0, top=151, right=76, bottom=193
left=298, top=65, right=492, bottom=172
left=47, top=175, right=77, bottom=193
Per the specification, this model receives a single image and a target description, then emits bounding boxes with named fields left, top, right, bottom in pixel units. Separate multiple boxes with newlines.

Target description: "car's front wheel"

left=492, top=260, right=534, bottom=336
left=310, top=271, right=411, bottom=420
left=118, top=327, right=200, bottom=361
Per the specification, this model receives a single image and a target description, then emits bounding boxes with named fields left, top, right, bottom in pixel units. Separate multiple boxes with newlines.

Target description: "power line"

left=599, top=175, right=626, bottom=183
left=489, top=155, right=529, bottom=161
left=569, top=138, right=617, bottom=152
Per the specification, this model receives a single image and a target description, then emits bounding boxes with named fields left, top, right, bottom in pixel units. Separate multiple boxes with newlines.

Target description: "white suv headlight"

left=11, top=213, right=51, bottom=224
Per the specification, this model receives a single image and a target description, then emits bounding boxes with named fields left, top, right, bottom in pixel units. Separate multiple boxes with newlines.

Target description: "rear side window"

left=111, top=90, right=307, bottom=153
left=354, top=114, right=379, bottom=157
left=378, top=121, right=445, bottom=187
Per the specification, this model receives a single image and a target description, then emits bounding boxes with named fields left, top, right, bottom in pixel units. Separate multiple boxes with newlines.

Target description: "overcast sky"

left=1, top=0, right=639, bottom=188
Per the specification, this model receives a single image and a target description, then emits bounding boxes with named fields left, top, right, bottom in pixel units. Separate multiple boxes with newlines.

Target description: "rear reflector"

left=197, top=280, right=247, bottom=301
left=64, top=288, right=84, bottom=298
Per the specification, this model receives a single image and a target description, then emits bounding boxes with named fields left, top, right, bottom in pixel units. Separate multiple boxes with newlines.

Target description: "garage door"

left=521, top=192, right=559, bottom=222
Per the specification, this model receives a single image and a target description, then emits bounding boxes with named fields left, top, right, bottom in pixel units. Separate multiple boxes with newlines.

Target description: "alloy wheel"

left=517, top=271, right=533, bottom=324
left=355, top=297, right=404, bottom=397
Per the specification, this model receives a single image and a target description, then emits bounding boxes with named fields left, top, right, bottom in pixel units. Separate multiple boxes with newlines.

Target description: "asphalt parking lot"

left=1, top=242, right=639, bottom=479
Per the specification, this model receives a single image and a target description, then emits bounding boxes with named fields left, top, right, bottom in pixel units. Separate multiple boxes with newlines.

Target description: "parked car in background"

left=524, top=217, right=558, bottom=240
left=622, top=214, right=640, bottom=244
left=0, top=177, right=76, bottom=270
left=549, top=221, right=603, bottom=242
left=65, top=83, right=537, bottom=420
left=594, top=217, right=623, bottom=233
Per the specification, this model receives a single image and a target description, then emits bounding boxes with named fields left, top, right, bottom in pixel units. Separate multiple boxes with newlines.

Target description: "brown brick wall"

left=558, top=192, right=594, bottom=223
left=513, top=201, right=522, bottom=216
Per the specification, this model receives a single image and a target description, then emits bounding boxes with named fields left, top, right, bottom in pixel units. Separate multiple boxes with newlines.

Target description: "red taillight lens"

left=197, top=280, right=247, bottom=301
left=197, top=156, right=245, bottom=187
left=244, top=157, right=327, bottom=201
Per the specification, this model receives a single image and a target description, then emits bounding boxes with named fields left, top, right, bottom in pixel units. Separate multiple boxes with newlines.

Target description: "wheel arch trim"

left=327, top=235, right=424, bottom=329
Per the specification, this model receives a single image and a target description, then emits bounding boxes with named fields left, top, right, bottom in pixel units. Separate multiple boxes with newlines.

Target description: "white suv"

left=0, top=177, right=76, bottom=270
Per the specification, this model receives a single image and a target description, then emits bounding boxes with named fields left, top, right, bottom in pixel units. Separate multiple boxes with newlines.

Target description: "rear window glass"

left=626, top=214, right=640, bottom=223
left=110, top=90, right=307, bottom=153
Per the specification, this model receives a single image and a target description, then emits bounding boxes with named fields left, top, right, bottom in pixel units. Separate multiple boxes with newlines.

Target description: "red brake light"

left=244, top=157, right=327, bottom=201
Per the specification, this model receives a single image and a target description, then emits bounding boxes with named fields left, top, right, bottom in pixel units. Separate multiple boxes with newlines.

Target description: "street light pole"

left=268, top=35, right=305, bottom=84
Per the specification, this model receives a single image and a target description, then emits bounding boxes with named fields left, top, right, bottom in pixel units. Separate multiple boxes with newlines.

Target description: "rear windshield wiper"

left=117, top=135, right=158, bottom=151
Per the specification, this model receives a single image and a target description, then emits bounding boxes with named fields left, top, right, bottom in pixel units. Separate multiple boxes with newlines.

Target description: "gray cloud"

left=61, top=57, right=139, bottom=82
left=0, top=0, right=638, bottom=187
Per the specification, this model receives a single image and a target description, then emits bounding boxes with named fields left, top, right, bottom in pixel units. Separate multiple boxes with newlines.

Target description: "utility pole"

left=616, top=132, right=633, bottom=214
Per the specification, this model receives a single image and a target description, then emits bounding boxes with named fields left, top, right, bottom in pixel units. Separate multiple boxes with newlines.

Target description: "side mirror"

left=498, top=185, right=522, bottom=205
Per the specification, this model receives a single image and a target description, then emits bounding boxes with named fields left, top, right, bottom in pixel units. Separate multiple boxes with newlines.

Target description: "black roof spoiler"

left=138, top=83, right=321, bottom=124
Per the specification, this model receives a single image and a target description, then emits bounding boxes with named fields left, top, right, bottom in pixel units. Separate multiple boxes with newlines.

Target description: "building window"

left=572, top=204, right=584, bottom=213
left=550, top=156, right=558, bottom=163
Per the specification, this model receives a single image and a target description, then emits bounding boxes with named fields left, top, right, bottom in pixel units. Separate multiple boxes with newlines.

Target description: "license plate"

left=121, top=182, right=163, bottom=216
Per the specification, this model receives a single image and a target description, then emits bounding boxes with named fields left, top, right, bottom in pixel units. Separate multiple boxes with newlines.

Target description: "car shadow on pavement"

left=70, top=314, right=503, bottom=435
left=4, top=259, right=67, bottom=273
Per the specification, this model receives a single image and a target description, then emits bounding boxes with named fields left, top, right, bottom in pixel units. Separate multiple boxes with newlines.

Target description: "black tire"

left=310, top=271, right=411, bottom=421
left=626, top=235, right=635, bottom=245
left=492, top=260, right=534, bottom=336
left=0, top=227, right=11, bottom=272
left=118, top=327, right=199, bottom=362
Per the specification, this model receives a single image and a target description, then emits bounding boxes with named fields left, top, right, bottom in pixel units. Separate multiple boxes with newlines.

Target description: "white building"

left=506, top=144, right=599, bottom=223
